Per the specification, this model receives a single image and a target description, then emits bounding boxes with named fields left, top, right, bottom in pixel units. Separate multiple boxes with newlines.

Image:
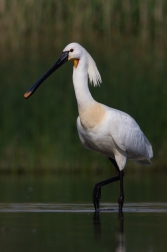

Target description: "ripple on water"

left=0, top=202, right=166, bottom=213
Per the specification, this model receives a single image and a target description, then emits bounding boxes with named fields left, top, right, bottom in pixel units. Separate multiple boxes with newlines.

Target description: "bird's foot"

left=92, top=184, right=101, bottom=211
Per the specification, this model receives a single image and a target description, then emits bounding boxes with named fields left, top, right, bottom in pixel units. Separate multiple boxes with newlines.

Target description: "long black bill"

left=24, top=51, right=69, bottom=99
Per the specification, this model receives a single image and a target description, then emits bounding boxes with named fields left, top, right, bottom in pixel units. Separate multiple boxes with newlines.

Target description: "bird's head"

left=24, top=42, right=101, bottom=99
left=63, top=42, right=83, bottom=68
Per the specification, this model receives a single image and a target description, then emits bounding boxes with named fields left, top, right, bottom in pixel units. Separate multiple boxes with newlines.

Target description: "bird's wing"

left=108, top=109, right=153, bottom=159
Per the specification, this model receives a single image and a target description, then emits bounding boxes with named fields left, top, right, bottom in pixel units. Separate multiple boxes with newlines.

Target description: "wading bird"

left=24, top=42, right=153, bottom=212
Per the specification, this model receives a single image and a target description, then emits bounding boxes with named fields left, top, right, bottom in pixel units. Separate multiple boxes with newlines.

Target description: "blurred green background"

left=0, top=0, right=167, bottom=173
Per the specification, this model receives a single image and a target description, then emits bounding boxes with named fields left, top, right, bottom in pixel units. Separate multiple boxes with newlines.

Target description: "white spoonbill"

left=24, top=42, right=153, bottom=212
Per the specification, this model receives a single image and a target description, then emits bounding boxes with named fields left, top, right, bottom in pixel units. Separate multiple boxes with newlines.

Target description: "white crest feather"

left=64, top=42, right=102, bottom=87
left=86, top=52, right=102, bottom=87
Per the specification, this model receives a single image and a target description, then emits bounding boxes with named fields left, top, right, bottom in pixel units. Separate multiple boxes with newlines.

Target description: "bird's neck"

left=72, top=66, right=95, bottom=113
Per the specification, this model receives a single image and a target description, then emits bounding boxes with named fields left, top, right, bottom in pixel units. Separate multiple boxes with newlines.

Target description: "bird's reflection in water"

left=115, top=212, right=125, bottom=252
left=93, top=211, right=101, bottom=240
left=93, top=211, right=125, bottom=252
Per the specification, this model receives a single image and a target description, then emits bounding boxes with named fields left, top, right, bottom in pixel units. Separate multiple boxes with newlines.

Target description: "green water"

left=1, top=211, right=167, bottom=252
left=0, top=172, right=166, bottom=252
left=0, top=170, right=167, bottom=203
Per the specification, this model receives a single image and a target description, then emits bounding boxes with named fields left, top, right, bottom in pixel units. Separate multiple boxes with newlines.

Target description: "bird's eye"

left=70, top=49, right=73, bottom=52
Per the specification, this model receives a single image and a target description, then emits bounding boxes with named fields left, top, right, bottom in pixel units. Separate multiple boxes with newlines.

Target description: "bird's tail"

left=135, top=159, right=152, bottom=165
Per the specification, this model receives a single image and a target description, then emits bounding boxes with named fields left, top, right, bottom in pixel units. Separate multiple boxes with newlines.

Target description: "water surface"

left=0, top=172, right=166, bottom=251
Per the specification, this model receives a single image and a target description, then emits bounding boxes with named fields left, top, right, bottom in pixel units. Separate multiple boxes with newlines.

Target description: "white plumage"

left=64, top=42, right=153, bottom=170
left=24, top=42, right=153, bottom=212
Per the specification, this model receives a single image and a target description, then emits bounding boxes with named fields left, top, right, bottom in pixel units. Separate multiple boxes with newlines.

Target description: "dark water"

left=0, top=172, right=167, bottom=252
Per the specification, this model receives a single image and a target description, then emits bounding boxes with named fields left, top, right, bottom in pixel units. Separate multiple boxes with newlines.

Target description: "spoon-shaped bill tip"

left=24, top=91, right=32, bottom=99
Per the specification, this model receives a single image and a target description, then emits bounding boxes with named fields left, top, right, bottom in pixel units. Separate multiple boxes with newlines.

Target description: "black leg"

left=92, top=158, right=124, bottom=212
left=109, top=158, right=125, bottom=212
left=92, top=174, right=120, bottom=211
left=118, top=170, right=124, bottom=212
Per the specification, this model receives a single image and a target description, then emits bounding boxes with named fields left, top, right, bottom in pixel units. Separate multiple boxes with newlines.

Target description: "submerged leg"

left=92, top=158, right=124, bottom=212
